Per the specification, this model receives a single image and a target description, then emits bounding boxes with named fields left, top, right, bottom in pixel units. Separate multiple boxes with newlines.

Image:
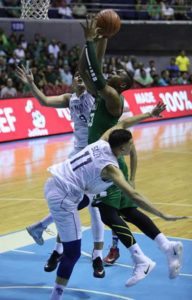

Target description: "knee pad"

left=64, top=239, right=81, bottom=261
left=57, top=239, right=81, bottom=279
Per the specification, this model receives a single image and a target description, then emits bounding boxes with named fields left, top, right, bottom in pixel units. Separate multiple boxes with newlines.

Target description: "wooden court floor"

left=0, top=117, right=192, bottom=239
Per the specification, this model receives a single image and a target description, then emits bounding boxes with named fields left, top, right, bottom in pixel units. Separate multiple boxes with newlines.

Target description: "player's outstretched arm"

left=80, top=15, right=123, bottom=116
left=119, top=102, right=166, bottom=129
left=103, top=165, right=187, bottom=221
left=78, top=36, right=107, bottom=96
left=100, top=102, right=166, bottom=142
left=129, top=143, right=137, bottom=188
left=78, top=45, right=97, bottom=96
left=16, top=65, right=71, bottom=108
left=94, top=36, right=108, bottom=69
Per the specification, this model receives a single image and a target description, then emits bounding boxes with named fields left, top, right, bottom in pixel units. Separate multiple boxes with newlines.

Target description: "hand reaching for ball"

left=80, top=15, right=98, bottom=41
left=95, top=9, right=121, bottom=38
left=81, top=10, right=121, bottom=41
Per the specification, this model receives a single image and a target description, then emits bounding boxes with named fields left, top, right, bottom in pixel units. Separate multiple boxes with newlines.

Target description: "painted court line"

left=154, top=203, right=192, bottom=207
left=1, top=199, right=192, bottom=209
left=1, top=226, right=192, bottom=278
left=9, top=249, right=192, bottom=276
left=0, top=286, right=134, bottom=300
left=179, top=273, right=192, bottom=278
left=0, top=226, right=55, bottom=253
left=160, top=150, right=192, bottom=155
left=82, top=250, right=133, bottom=269
left=11, top=249, right=35, bottom=254
left=0, top=225, right=89, bottom=253
left=81, top=249, right=192, bottom=278
left=10, top=248, right=134, bottom=269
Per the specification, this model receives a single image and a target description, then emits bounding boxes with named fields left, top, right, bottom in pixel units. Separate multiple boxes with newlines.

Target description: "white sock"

left=54, top=243, right=63, bottom=255
left=155, top=233, right=170, bottom=252
left=129, top=243, right=145, bottom=257
left=88, top=204, right=105, bottom=242
left=92, top=249, right=103, bottom=260
left=50, top=283, right=64, bottom=300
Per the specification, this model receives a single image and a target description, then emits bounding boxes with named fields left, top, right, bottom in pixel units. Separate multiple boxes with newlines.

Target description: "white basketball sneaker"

left=166, top=241, right=183, bottom=279
left=125, top=253, right=156, bottom=287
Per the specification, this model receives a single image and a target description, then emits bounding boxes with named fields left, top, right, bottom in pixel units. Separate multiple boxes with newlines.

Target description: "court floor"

left=0, top=116, right=192, bottom=299
left=0, top=227, right=192, bottom=300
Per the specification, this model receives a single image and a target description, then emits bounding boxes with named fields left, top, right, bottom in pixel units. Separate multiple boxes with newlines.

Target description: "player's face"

left=73, top=72, right=85, bottom=90
left=120, top=139, right=133, bottom=155
left=107, top=69, right=129, bottom=91
left=107, top=69, right=127, bottom=80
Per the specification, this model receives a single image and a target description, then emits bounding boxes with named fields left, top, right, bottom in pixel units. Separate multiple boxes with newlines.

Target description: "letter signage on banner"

left=0, top=98, right=73, bottom=142
left=0, top=85, right=192, bottom=143
left=122, top=85, right=192, bottom=121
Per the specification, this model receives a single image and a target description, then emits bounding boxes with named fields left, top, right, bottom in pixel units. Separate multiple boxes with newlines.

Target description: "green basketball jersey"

left=88, top=94, right=124, bottom=144
left=92, top=155, right=137, bottom=209
left=89, top=94, right=137, bottom=209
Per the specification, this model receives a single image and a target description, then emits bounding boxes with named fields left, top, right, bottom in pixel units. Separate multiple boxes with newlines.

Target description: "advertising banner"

left=1, top=85, right=192, bottom=142
left=122, top=85, right=192, bottom=121
left=0, top=98, right=73, bottom=142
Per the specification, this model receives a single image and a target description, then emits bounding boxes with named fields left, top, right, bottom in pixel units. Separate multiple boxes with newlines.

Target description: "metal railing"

left=0, top=2, right=191, bottom=20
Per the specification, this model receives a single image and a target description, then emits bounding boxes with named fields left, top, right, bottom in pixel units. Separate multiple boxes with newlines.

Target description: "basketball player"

left=46, top=117, right=186, bottom=300
left=79, top=15, right=184, bottom=285
left=16, top=47, right=137, bottom=279
left=16, top=65, right=106, bottom=276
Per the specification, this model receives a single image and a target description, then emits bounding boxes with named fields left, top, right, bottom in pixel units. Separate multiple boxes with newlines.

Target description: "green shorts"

left=95, top=156, right=137, bottom=209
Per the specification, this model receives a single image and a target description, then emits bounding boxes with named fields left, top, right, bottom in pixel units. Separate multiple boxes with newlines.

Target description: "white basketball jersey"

left=48, top=140, right=119, bottom=201
left=69, top=91, right=95, bottom=149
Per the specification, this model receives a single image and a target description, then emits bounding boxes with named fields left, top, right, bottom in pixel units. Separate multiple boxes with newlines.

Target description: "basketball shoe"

left=103, top=247, right=120, bottom=265
left=125, top=253, right=156, bottom=287
left=165, top=241, right=183, bottom=279
left=92, top=257, right=105, bottom=278
left=26, top=222, right=45, bottom=245
left=44, top=250, right=63, bottom=272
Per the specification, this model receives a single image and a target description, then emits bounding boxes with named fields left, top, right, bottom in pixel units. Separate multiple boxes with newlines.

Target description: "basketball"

left=96, top=9, right=121, bottom=38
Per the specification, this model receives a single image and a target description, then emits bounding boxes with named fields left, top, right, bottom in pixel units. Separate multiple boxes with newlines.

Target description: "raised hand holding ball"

left=96, top=9, right=121, bottom=38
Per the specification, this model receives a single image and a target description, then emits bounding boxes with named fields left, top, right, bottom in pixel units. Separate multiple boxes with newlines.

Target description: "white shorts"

left=44, top=177, right=82, bottom=242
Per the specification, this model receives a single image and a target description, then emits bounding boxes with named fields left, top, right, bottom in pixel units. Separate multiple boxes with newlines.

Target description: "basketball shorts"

left=44, top=177, right=82, bottom=242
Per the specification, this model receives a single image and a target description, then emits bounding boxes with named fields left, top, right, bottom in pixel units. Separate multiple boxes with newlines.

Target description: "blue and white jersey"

left=48, top=140, right=119, bottom=205
left=69, top=91, right=95, bottom=149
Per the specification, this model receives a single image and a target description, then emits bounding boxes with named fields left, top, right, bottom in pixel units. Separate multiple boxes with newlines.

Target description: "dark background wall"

left=108, top=22, right=192, bottom=55
left=1, top=19, right=192, bottom=70
left=1, top=20, right=192, bottom=54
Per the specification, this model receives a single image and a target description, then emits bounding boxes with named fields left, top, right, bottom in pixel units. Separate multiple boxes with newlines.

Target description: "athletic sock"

left=54, top=243, right=63, bottom=255
left=50, top=283, right=64, bottom=300
left=129, top=243, right=145, bottom=257
left=112, top=235, right=119, bottom=248
left=155, top=233, right=170, bottom=252
left=92, top=249, right=103, bottom=260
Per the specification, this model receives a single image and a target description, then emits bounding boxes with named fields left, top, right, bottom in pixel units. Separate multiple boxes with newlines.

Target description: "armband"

left=85, top=41, right=106, bottom=90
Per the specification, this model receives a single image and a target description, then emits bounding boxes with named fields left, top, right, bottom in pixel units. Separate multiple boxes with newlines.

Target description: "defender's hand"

left=150, top=102, right=166, bottom=118
left=161, top=214, right=188, bottom=221
left=16, top=64, right=34, bottom=85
